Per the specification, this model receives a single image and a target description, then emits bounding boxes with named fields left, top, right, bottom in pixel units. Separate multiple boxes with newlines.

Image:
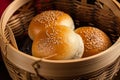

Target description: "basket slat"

left=98, top=0, right=120, bottom=18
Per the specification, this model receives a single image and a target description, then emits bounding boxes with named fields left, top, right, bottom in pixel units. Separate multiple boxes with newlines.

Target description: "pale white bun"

left=32, top=25, right=84, bottom=60
left=28, top=10, right=75, bottom=40
left=75, top=26, right=112, bottom=58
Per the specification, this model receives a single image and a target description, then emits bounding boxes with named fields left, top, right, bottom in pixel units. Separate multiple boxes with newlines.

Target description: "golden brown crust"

left=32, top=25, right=84, bottom=60
left=28, top=10, right=75, bottom=40
left=75, top=26, right=112, bottom=57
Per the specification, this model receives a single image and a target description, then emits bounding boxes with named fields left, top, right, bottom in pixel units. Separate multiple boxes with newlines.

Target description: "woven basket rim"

left=0, top=0, right=119, bottom=61
left=0, top=0, right=120, bottom=75
left=0, top=0, right=120, bottom=62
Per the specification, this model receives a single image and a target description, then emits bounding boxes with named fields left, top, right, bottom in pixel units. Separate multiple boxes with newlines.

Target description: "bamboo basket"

left=0, top=0, right=13, bottom=61
left=0, top=0, right=120, bottom=80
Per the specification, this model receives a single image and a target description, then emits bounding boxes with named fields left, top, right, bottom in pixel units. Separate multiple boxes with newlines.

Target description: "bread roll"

left=75, top=26, right=112, bottom=57
left=28, top=10, right=75, bottom=40
left=32, top=25, right=84, bottom=60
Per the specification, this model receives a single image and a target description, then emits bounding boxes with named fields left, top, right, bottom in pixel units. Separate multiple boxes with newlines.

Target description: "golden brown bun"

left=32, top=25, right=84, bottom=60
left=75, top=26, right=112, bottom=58
left=28, top=10, right=75, bottom=40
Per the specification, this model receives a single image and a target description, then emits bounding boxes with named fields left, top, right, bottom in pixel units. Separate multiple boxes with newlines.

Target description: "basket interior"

left=4, top=0, right=120, bottom=56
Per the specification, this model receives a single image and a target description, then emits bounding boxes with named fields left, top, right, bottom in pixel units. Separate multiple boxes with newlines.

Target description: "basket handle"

left=97, top=0, right=120, bottom=18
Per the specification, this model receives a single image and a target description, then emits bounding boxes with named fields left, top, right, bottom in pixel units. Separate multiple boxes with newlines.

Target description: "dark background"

left=0, top=61, right=12, bottom=80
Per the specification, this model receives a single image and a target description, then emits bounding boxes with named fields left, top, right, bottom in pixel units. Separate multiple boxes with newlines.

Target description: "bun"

left=28, top=10, right=75, bottom=40
left=32, top=25, right=84, bottom=60
left=75, top=26, right=112, bottom=57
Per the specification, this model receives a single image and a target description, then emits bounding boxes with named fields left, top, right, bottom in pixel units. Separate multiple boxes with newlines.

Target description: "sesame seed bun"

left=75, top=26, right=112, bottom=57
left=28, top=10, right=75, bottom=40
left=32, top=25, right=84, bottom=60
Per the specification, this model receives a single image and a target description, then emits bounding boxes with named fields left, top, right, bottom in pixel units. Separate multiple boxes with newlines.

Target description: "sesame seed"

left=33, top=10, right=64, bottom=27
